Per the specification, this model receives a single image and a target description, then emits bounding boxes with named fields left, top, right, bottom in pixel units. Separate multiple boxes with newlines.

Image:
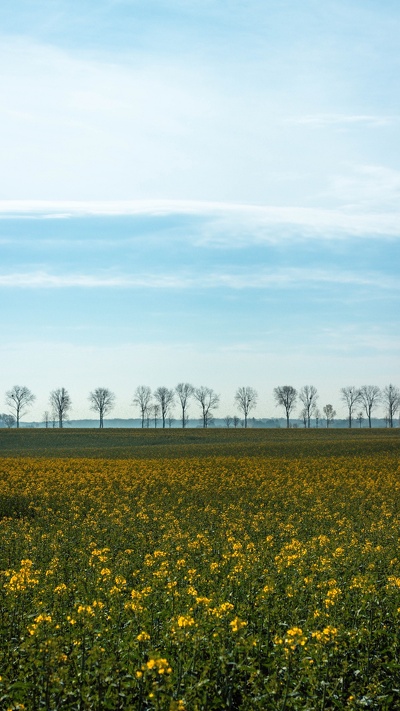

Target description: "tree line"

left=2, top=383, right=400, bottom=430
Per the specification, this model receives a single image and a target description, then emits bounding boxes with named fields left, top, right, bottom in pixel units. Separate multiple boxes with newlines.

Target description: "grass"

left=0, top=426, right=398, bottom=459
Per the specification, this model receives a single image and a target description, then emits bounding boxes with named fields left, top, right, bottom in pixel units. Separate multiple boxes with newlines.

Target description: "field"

left=0, top=430, right=399, bottom=709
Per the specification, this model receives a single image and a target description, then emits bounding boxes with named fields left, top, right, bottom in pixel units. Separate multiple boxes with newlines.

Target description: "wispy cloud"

left=0, top=268, right=397, bottom=291
left=1, top=200, right=400, bottom=243
left=325, top=165, right=400, bottom=210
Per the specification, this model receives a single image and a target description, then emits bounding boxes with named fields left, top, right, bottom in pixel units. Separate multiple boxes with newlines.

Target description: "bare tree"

left=233, top=415, right=240, bottom=428
left=356, top=411, right=364, bottom=428
left=300, top=407, right=307, bottom=428
left=314, top=408, right=321, bottom=428
left=5, top=385, right=36, bottom=428
left=89, top=387, right=115, bottom=428
left=359, top=385, right=381, bottom=428
left=133, top=386, right=152, bottom=428
left=152, top=403, right=160, bottom=428
left=0, top=413, right=16, bottom=428
left=234, top=386, right=258, bottom=428
left=224, top=415, right=233, bottom=428
left=153, top=387, right=175, bottom=429
left=49, top=388, right=72, bottom=428
left=273, top=385, right=297, bottom=428
left=193, top=386, right=220, bottom=428
left=340, top=386, right=361, bottom=428
left=298, top=385, right=318, bottom=428
left=43, top=411, right=50, bottom=428
left=322, top=404, right=336, bottom=428
left=175, top=383, right=195, bottom=428
left=382, top=384, right=400, bottom=428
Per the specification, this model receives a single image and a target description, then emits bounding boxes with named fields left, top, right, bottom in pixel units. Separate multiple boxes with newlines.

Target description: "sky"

left=0, top=0, right=399, bottom=422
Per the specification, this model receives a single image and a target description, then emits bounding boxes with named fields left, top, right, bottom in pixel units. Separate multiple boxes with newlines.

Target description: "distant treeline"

left=1, top=383, right=399, bottom=429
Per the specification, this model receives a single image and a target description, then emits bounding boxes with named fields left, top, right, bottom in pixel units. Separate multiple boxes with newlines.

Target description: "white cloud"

left=0, top=267, right=396, bottom=291
left=2, top=36, right=399, bottom=208
left=1, top=199, right=400, bottom=243
left=326, top=165, right=400, bottom=210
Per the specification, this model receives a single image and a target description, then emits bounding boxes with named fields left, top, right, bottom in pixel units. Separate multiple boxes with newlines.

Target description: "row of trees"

left=273, top=384, right=400, bottom=429
left=2, top=386, right=74, bottom=429
left=2, top=383, right=400, bottom=429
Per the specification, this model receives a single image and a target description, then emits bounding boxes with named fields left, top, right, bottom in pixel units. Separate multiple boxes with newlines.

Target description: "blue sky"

left=0, top=1, right=399, bottom=421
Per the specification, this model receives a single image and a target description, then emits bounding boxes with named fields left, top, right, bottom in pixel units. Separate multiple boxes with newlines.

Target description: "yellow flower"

left=115, top=575, right=127, bottom=587
left=4, top=559, right=39, bottom=593
left=54, top=583, right=67, bottom=594
left=27, top=612, right=52, bottom=636
left=145, top=658, right=172, bottom=674
left=77, top=604, right=95, bottom=616
left=282, top=627, right=307, bottom=652
left=177, top=615, right=195, bottom=628
left=324, top=587, right=341, bottom=607
left=230, top=616, right=247, bottom=633
left=195, top=596, right=211, bottom=605
left=137, top=631, right=151, bottom=641
left=311, top=626, right=338, bottom=643
left=34, top=613, right=52, bottom=624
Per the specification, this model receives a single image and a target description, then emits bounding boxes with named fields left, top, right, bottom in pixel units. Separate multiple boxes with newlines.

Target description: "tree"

left=175, top=383, right=195, bottom=428
left=233, top=415, right=240, bottom=428
left=152, top=403, right=160, bottom=428
left=89, top=387, right=115, bottom=428
left=193, top=386, right=220, bottom=428
left=359, top=385, right=381, bottom=428
left=322, top=404, right=336, bottom=428
left=234, top=386, right=258, bottom=428
left=43, top=411, right=50, bottom=428
left=314, top=408, right=321, bottom=428
left=300, top=407, right=308, bottom=428
left=49, top=388, right=71, bottom=428
left=224, top=415, right=233, bottom=428
left=382, top=384, right=400, bottom=428
left=5, top=385, right=35, bottom=428
left=153, top=387, right=175, bottom=429
left=273, top=385, right=297, bottom=428
left=356, top=411, right=364, bottom=428
left=0, top=412, right=16, bottom=428
left=133, top=386, right=152, bottom=428
left=298, top=385, right=318, bottom=428
left=340, top=386, right=361, bottom=428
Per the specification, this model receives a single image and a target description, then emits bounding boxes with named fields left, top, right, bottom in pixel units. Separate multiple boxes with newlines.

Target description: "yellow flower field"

left=0, top=450, right=400, bottom=709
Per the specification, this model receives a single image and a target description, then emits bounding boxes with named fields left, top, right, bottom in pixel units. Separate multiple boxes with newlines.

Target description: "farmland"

left=0, top=430, right=399, bottom=709
left=0, top=426, right=398, bottom=459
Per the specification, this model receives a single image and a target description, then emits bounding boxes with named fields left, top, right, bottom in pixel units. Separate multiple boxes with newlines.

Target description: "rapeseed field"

left=0, top=446, right=399, bottom=709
